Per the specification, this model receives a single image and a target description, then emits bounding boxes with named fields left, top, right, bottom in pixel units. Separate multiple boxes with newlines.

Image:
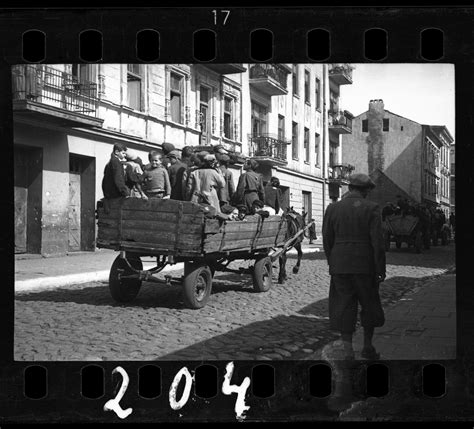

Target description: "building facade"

left=340, top=100, right=453, bottom=216
left=12, top=63, right=354, bottom=256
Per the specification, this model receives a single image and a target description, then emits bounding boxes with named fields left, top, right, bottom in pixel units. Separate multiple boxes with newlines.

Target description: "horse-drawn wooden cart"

left=96, top=198, right=309, bottom=309
left=383, top=214, right=423, bottom=253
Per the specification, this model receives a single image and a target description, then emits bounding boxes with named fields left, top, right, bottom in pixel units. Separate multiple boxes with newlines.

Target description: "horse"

left=277, top=207, right=307, bottom=284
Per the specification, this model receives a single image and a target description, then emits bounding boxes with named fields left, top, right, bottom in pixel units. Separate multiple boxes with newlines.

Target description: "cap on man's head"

left=162, top=142, right=176, bottom=155
left=348, top=173, right=376, bottom=189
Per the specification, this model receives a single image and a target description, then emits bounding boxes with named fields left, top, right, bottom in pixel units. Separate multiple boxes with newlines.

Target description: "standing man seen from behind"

left=322, top=173, right=386, bottom=360
left=102, top=142, right=130, bottom=200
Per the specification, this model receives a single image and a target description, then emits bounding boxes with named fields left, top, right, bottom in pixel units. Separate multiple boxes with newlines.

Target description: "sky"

left=339, top=63, right=455, bottom=140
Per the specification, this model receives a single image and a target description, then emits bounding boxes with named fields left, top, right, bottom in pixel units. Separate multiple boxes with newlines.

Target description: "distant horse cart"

left=383, top=214, right=423, bottom=253
left=96, top=198, right=312, bottom=309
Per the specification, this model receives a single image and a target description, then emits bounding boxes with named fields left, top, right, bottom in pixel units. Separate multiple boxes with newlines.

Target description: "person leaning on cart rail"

left=142, top=150, right=171, bottom=199
left=102, top=142, right=131, bottom=201
left=124, top=149, right=148, bottom=200
left=216, top=154, right=235, bottom=207
left=322, top=173, right=386, bottom=360
left=264, top=176, right=283, bottom=215
left=187, top=153, right=226, bottom=214
left=234, top=159, right=265, bottom=213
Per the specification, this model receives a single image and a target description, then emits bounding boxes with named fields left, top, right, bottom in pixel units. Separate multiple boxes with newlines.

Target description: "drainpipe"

left=322, top=64, right=328, bottom=213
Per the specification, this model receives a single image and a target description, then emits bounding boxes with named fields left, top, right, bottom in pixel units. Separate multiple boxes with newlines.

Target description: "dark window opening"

left=362, top=119, right=368, bottom=132
left=383, top=118, right=389, bottom=132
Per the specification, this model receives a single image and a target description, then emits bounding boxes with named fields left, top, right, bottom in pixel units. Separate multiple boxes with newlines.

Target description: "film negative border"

left=1, top=6, right=473, bottom=423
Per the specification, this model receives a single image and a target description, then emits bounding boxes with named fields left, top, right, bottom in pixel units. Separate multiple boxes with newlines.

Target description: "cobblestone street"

left=14, top=244, right=455, bottom=361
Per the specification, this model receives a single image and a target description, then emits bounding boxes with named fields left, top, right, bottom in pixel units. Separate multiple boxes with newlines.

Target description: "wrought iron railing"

left=328, top=110, right=353, bottom=130
left=328, top=63, right=354, bottom=82
left=249, top=64, right=288, bottom=90
left=248, top=134, right=289, bottom=162
left=12, top=64, right=99, bottom=117
left=329, top=163, right=355, bottom=181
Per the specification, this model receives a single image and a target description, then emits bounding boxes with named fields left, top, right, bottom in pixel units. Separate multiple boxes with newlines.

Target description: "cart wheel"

left=109, top=254, right=143, bottom=303
left=252, top=257, right=273, bottom=293
left=182, top=263, right=213, bottom=309
left=415, top=231, right=423, bottom=253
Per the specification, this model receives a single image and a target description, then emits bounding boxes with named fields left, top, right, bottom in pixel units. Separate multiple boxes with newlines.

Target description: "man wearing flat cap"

left=166, top=150, right=186, bottom=200
left=322, top=173, right=386, bottom=360
left=217, top=153, right=235, bottom=206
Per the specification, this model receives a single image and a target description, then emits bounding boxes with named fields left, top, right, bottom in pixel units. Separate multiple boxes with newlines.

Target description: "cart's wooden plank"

left=204, top=219, right=222, bottom=233
left=221, top=238, right=254, bottom=251
left=121, top=210, right=204, bottom=224
left=116, top=241, right=202, bottom=255
left=121, top=219, right=203, bottom=234
left=121, top=228, right=200, bottom=243
left=106, top=198, right=204, bottom=214
left=204, top=230, right=259, bottom=242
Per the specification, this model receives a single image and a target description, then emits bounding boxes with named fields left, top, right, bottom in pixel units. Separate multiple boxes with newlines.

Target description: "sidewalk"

left=316, top=272, right=456, bottom=361
left=14, top=238, right=324, bottom=293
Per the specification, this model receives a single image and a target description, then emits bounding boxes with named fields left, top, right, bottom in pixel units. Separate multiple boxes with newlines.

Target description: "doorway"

left=68, top=154, right=96, bottom=252
left=302, top=190, right=312, bottom=219
left=14, top=145, right=43, bottom=254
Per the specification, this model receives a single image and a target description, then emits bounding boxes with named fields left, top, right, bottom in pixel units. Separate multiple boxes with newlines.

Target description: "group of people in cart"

left=101, top=141, right=289, bottom=222
left=381, top=194, right=454, bottom=247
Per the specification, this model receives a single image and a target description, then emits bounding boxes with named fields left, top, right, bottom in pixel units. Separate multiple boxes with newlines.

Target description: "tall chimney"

left=367, top=99, right=385, bottom=173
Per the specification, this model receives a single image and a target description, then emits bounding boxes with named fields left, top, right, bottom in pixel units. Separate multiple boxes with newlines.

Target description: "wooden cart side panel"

left=96, top=198, right=206, bottom=253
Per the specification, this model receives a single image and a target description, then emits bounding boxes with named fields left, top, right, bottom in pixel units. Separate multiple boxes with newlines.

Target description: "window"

left=251, top=101, right=267, bottom=135
left=315, top=78, right=321, bottom=110
left=362, top=119, right=368, bottom=132
left=72, top=64, right=97, bottom=84
left=304, top=70, right=310, bottom=103
left=314, top=133, right=320, bottom=166
left=304, top=127, right=310, bottom=162
left=383, top=118, right=389, bottom=131
left=223, top=96, right=233, bottom=140
left=127, top=64, right=142, bottom=111
left=278, top=115, right=285, bottom=141
left=401, top=125, right=404, bottom=131
left=170, top=72, right=184, bottom=123
left=292, top=64, right=298, bottom=96
left=292, top=121, right=298, bottom=159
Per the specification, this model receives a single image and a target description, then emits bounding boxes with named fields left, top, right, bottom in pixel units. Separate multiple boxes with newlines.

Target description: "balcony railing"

left=249, top=64, right=289, bottom=96
left=328, top=110, right=353, bottom=134
left=328, top=63, right=354, bottom=85
left=248, top=134, right=289, bottom=165
left=12, top=64, right=100, bottom=118
left=328, top=163, right=355, bottom=184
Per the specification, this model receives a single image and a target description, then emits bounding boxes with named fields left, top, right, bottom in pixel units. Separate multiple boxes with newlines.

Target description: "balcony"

left=248, top=134, right=289, bottom=166
left=328, top=63, right=354, bottom=85
left=249, top=64, right=289, bottom=96
left=328, top=110, right=354, bottom=134
left=328, top=163, right=355, bottom=185
left=12, top=64, right=103, bottom=127
left=204, top=64, right=247, bottom=74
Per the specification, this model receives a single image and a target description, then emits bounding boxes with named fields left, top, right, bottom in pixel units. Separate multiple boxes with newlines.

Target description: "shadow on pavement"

left=301, top=243, right=455, bottom=270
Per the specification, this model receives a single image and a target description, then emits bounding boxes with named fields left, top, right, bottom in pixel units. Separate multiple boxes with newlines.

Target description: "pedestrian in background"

left=142, top=151, right=171, bottom=199
left=322, top=173, right=386, bottom=360
left=308, top=219, right=317, bottom=244
left=102, top=142, right=130, bottom=200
